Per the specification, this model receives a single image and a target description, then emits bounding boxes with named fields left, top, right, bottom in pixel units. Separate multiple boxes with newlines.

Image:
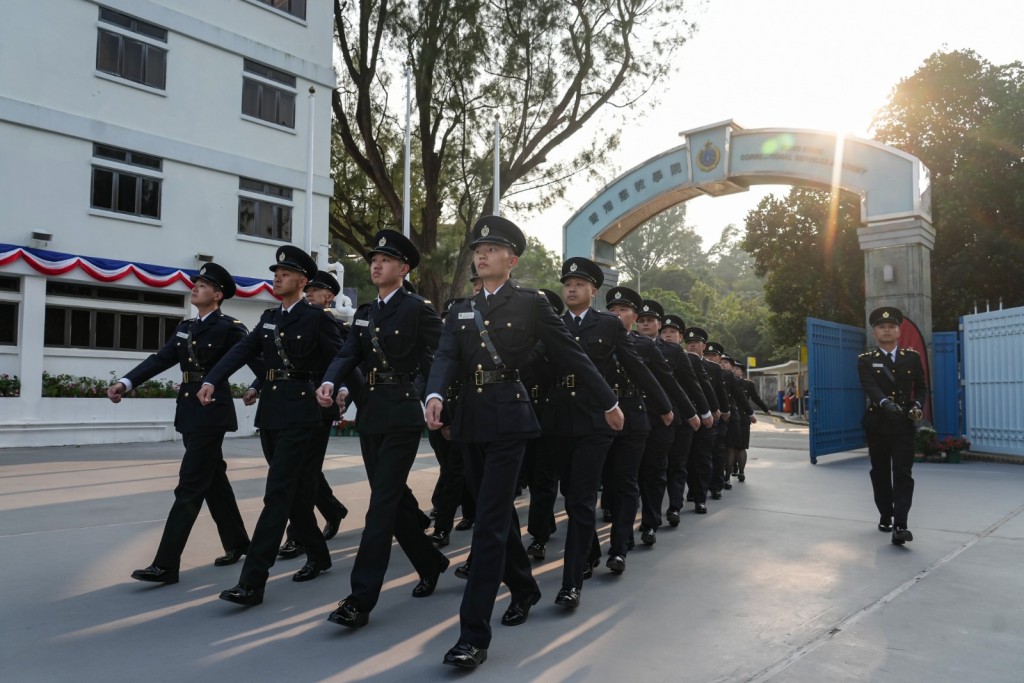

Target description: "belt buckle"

left=474, top=369, right=484, bottom=386
left=566, top=374, right=575, bottom=388
left=530, top=385, right=538, bottom=400
left=369, top=370, right=377, bottom=386
left=268, top=369, right=276, bottom=381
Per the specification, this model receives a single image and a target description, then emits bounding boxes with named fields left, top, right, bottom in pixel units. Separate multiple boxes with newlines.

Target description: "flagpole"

left=403, top=64, right=412, bottom=238
left=493, top=115, right=501, bottom=217
left=304, top=86, right=316, bottom=257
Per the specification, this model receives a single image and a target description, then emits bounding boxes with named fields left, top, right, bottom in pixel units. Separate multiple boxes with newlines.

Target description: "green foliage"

left=871, top=49, right=1024, bottom=329
left=0, top=373, right=20, bottom=397
left=512, top=236, right=564, bottom=293
left=616, top=205, right=704, bottom=288
left=38, top=372, right=250, bottom=399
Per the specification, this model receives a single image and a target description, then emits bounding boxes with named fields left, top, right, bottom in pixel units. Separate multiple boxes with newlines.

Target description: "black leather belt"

left=555, top=374, right=576, bottom=388
left=181, top=372, right=206, bottom=383
left=266, top=369, right=316, bottom=382
left=368, top=370, right=412, bottom=385
left=473, top=369, right=520, bottom=386
left=614, top=386, right=640, bottom=399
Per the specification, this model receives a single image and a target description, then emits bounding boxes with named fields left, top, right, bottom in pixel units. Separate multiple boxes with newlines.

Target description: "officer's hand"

left=713, top=409, right=721, bottom=424
left=196, top=384, right=215, bottom=406
left=660, top=411, right=674, bottom=427
left=701, top=415, right=714, bottom=429
left=441, top=425, right=452, bottom=441
left=335, top=387, right=350, bottom=409
left=750, top=415, right=758, bottom=424
left=425, top=398, right=444, bottom=430
left=242, top=388, right=258, bottom=406
left=107, top=382, right=126, bottom=404
left=882, top=401, right=904, bottom=420
left=316, top=383, right=334, bottom=407
left=688, top=415, right=701, bottom=431
left=605, top=406, right=625, bottom=431
left=721, top=410, right=731, bottom=423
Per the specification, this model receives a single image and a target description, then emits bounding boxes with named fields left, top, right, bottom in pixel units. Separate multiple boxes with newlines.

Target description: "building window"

left=255, top=0, right=306, bottom=19
left=238, top=177, right=293, bottom=241
left=0, top=302, right=17, bottom=345
left=91, top=144, right=162, bottom=219
left=96, top=7, right=168, bottom=90
left=242, top=59, right=297, bottom=128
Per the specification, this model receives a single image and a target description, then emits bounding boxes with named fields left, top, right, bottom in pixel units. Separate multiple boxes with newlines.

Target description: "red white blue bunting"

left=0, top=244, right=275, bottom=298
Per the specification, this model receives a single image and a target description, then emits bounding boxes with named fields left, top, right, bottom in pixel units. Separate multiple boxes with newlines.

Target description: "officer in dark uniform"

left=424, top=218, right=622, bottom=670
left=857, top=306, right=927, bottom=545
left=110, top=263, right=258, bottom=584
left=317, top=230, right=448, bottom=628
left=277, top=270, right=353, bottom=560
left=198, top=246, right=343, bottom=605
left=704, top=341, right=751, bottom=496
left=601, top=286, right=684, bottom=572
left=727, top=359, right=770, bottom=482
left=676, top=325, right=721, bottom=514
left=635, top=301, right=708, bottom=540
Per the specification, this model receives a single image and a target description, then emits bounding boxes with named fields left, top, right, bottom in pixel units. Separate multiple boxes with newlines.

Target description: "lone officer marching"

left=857, top=306, right=927, bottom=545
left=110, top=262, right=260, bottom=585
left=198, top=245, right=344, bottom=605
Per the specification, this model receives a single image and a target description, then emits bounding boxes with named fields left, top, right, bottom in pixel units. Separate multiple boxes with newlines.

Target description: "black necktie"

left=574, top=315, right=582, bottom=327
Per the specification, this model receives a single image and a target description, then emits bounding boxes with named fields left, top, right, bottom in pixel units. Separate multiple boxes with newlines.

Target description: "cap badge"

left=688, top=331, right=694, bottom=337
left=378, top=237, right=387, bottom=246
left=481, top=226, right=490, bottom=237
left=277, top=251, right=285, bottom=262
left=882, top=311, right=890, bottom=318
left=200, top=267, right=207, bottom=275
left=614, top=291, right=621, bottom=299
left=569, top=263, right=578, bottom=272
left=642, top=305, right=649, bottom=311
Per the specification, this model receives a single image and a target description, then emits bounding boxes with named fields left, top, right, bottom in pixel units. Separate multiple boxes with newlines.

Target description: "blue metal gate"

left=962, top=307, right=1024, bottom=457
left=931, top=331, right=961, bottom=440
left=807, top=318, right=866, bottom=463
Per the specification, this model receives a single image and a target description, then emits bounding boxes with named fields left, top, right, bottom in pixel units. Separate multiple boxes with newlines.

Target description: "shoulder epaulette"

left=858, top=351, right=873, bottom=357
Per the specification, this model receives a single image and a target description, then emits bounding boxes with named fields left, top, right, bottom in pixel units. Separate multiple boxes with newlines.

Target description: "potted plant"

left=914, top=426, right=938, bottom=462
left=937, top=435, right=971, bottom=463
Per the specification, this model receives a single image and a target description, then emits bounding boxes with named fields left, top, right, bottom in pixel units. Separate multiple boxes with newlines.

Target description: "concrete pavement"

left=1, top=419, right=1021, bottom=682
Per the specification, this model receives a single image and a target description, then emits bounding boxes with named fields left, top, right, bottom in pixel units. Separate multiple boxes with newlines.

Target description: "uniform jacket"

left=743, top=378, right=771, bottom=413
left=322, top=287, right=441, bottom=434
left=657, top=339, right=711, bottom=416
left=684, top=351, right=720, bottom=414
left=427, top=283, right=616, bottom=443
left=204, top=299, right=342, bottom=430
left=858, top=346, right=928, bottom=435
left=123, top=309, right=260, bottom=434
left=723, top=370, right=753, bottom=416
left=633, top=332, right=696, bottom=425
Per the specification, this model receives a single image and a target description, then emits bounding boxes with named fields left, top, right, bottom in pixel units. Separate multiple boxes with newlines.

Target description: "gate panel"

left=931, top=331, right=961, bottom=440
left=962, top=307, right=1024, bottom=457
left=807, top=318, right=866, bottom=463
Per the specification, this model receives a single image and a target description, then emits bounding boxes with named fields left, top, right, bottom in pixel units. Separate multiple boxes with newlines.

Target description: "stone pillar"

left=856, top=218, right=934, bottom=349
left=18, top=273, right=46, bottom=409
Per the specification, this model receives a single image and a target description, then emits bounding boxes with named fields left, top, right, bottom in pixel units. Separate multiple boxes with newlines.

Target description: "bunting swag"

left=0, top=243, right=275, bottom=298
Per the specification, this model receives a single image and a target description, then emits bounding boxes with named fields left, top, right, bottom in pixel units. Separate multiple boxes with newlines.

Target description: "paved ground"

left=1, top=419, right=1022, bottom=682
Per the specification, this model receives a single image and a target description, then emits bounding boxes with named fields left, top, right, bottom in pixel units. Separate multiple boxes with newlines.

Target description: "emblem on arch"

left=696, top=139, right=721, bottom=173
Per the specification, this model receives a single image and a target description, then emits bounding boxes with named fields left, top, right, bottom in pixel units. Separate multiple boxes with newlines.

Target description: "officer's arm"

left=730, top=375, right=753, bottom=415
left=692, top=355, right=719, bottom=413
left=614, top=328, right=672, bottom=415
left=856, top=355, right=890, bottom=406
left=119, top=327, right=182, bottom=391
left=416, top=300, right=443, bottom=388
left=910, top=353, right=929, bottom=410
left=320, top=318, right=364, bottom=390
left=649, top=344, right=696, bottom=419
left=535, top=298, right=617, bottom=410
left=424, top=312, right=460, bottom=401
left=747, top=381, right=771, bottom=413
left=203, top=325, right=263, bottom=387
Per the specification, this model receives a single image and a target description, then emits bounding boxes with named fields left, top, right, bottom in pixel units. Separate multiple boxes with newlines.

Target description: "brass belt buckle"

left=566, top=374, right=575, bottom=388
left=369, top=370, right=377, bottom=386
left=474, top=369, right=484, bottom=386
left=267, top=369, right=276, bottom=381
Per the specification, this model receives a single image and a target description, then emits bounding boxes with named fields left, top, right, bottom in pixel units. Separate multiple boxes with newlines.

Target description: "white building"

left=0, top=0, right=336, bottom=446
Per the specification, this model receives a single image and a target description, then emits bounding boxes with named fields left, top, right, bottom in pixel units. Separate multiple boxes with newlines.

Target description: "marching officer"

left=675, top=323, right=720, bottom=514
left=704, top=341, right=751, bottom=496
left=111, top=262, right=258, bottom=585
left=727, top=359, right=770, bottom=482
left=197, top=246, right=343, bottom=606
left=315, top=229, right=448, bottom=629
left=857, top=306, right=927, bottom=545
left=424, top=217, right=622, bottom=670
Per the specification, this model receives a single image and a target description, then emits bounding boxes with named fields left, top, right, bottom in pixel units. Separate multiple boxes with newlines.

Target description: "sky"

left=526, top=0, right=1024, bottom=256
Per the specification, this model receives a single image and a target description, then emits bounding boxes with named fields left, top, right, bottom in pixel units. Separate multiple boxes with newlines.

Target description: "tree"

left=512, top=236, right=563, bottom=293
left=615, top=205, right=704, bottom=289
left=741, top=187, right=864, bottom=347
left=871, top=49, right=1024, bottom=328
left=329, top=0, right=697, bottom=304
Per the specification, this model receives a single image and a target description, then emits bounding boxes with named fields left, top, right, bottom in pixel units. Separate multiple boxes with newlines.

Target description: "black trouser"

left=548, top=432, right=615, bottom=589
left=685, top=425, right=716, bottom=505
left=238, top=427, right=327, bottom=588
left=459, top=439, right=539, bottom=649
left=866, top=429, right=915, bottom=528
left=603, top=432, right=649, bottom=556
left=666, top=424, right=695, bottom=511
left=638, top=419, right=676, bottom=530
left=526, top=435, right=558, bottom=542
left=349, top=431, right=442, bottom=612
left=153, top=430, right=249, bottom=569
left=709, top=422, right=729, bottom=493
left=285, top=424, right=346, bottom=541
left=428, top=430, right=474, bottom=533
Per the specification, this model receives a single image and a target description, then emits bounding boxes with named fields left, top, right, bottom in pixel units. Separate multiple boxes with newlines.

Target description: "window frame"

left=237, top=177, right=294, bottom=243
left=90, top=144, right=164, bottom=220
left=95, top=8, right=168, bottom=91
left=241, top=60, right=298, bottom=130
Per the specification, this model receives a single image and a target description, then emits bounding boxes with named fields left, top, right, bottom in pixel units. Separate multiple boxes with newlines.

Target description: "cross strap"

left=470, top=299, right=506, bottom=370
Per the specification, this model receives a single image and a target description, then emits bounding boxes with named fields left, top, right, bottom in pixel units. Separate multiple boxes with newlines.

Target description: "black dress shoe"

left=219, top=583, right=264, bottom=606
left=582, top=558, right=599, bottom=581
left=501, top=590, right=541, bottom=626
left=738, top=473, right=746, bottom=482
left=526, top=538, right=546, bottom=560
left=322, top=505, right=348, bottom=540
left=695, top=503, right=708, bottom=514
left=412, top=555, right=450, bottom=597
left=328, top=598, right=369, bottom=628
left=454, top=562, right=471, bottom=580
left=892, top=528, right=914, bottom=545
left=443, top=641, right=488, bottom=669
left=455, top=517, right=474, bottom=531
left=711, top=490, right=722, bottom=500
left=429, top=529, right=451, bottom=548
left=293, top=558, right=331, bottom=582
left=277, top=539, right=305, bottom=559
left=606, top=555, right=626, bottom=574
left=686, top=492, right=694, bottom=502
left=214, top=546, right=248, bottom=567
left=723, top=482, right=733, bottom=490
left=878, top=517, right=893, bottom=532
left=602, top=508, right=613, bottom=523
left=640, top=527, right=656, bottom=546
left=555, top=586, right=581, bottom=608
left=131, top=564, right=179, bottom=584
left=666, top=509, right=681, bottom=527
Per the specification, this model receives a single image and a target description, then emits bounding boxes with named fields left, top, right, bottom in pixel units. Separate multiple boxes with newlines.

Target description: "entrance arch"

left=562, top=120, right=934, bottom=343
